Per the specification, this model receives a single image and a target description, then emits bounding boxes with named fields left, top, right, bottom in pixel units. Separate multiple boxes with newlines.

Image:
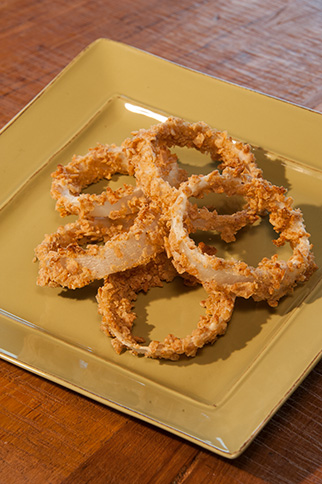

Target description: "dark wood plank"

left=0, top=361, right=129, bottom=482
left=62, top=420, right=198, bottom=484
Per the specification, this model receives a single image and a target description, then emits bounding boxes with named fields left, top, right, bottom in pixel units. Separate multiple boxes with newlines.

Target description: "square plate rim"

left=0, top=38, right=321, bottom=459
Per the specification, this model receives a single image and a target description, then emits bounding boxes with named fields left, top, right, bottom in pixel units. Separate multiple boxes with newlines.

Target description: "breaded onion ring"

left=125, top=116, right=263, bottom=242
left=39, top=122, right=258, bottom=290
left=35, top=202, right=165, bottom=289
left=51, top=143, right=141, bottom=218
left=97, top=252, right=235, bottom=360
left=34, top=116, right=317, bottom=361
left=128, top=116, right=262, bottom=201
left=167, top=170, right=317, bottom=306
left=51, top=142, right=187, bottom=219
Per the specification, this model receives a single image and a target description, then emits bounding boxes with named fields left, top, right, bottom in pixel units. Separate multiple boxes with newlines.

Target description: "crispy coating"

left=35, top=202, right=165, bottom=289
left=51, top=143, right=140, bottom=218
left=126, top=117, right=263, bottom=243
left=126, top=116, right=262, bottom=203
left=125, top=117, right=316, bottom=307
left=97, top=252, right=235, bottom=360
left=35, top=116, right=317, bottom=360
left=167, top=170, right=317, bottom=306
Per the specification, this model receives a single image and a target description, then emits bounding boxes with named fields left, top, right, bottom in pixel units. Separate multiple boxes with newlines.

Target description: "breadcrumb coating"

left=35, top=117, right=317, bottom=359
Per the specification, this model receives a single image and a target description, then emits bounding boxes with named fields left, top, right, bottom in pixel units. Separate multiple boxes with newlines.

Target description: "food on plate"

left=129, top=117, right=263, bottom=203
left=35, top=201, right=165, bottom=289
left=50, top=143, right=138, bottom=218
left=34, top=117, right=317, bottom=359
left=51, top=142, right=186, bottom=219
left=167, top=170, right=316, bottom=307
left=97, top=252, right=235, bottom=360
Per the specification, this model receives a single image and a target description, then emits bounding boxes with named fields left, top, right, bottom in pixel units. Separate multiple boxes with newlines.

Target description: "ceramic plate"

left=0, top=39, right=321, bottom=458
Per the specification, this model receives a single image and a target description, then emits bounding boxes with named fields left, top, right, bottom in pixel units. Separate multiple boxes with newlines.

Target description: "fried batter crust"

left=35, top=117, right=317, bottom=359
left=97, top=253, right=235, bottom=360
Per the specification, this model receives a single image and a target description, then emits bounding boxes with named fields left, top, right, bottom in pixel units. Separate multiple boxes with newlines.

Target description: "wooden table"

left=1, top=1, right=322, bottom=482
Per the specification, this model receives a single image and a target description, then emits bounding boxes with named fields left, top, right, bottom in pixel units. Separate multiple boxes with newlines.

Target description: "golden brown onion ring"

left=51, top=142, right=187, bottom=219
left=50, top=143, right=141, bottom=218
left=167, top=171, right=317, bottom=306
left=125, top=117, right=263, bottom=243
left=97, top=252, right=235, bottom=360
left=34, top=201, right=165, bottom=289
left=127, top=117, right=262, bottom=203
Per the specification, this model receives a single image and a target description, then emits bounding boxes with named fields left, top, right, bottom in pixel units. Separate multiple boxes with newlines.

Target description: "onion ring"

left=51, top=142, right=186, bottom=219
left=39, top=120, right=259, bottom=289
left=97, top=252, right=235, bottom=360
left=50, top=143, right=141, bottom=218
left=34, top=201, right=165, bottom=289
left=167, top=170, right=317, bottom=306
left=127, top=116, right=262, bottom=201
left=125, top=117, right=263, bottom=242
left=34, top=116, right=317, bottom=361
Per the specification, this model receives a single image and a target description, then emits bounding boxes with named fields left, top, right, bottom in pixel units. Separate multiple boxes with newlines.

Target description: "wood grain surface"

left=1, top=1, right=322, bottom=483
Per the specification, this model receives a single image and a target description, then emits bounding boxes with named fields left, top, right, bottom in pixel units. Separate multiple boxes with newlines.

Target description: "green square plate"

left=0, top=39, right=321, bottom=458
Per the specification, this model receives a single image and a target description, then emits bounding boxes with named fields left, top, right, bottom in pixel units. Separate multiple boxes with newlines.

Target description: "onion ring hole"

left=132, top=276, right=207, bottom=344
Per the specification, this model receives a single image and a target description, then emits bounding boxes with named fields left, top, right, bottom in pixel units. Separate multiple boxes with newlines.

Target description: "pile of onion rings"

left=34, top=117, right=317, bottom=360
